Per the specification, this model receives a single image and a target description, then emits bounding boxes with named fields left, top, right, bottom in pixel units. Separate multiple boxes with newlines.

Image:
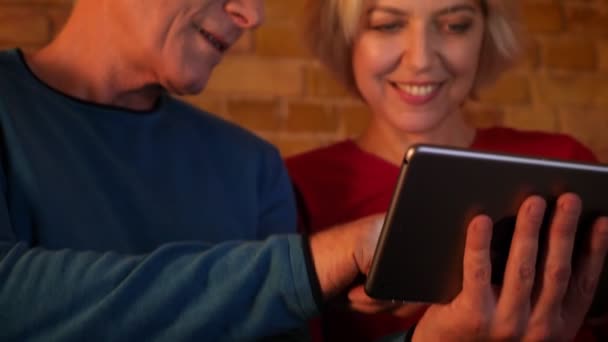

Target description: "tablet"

left=364, top=144, right=608, bottom=316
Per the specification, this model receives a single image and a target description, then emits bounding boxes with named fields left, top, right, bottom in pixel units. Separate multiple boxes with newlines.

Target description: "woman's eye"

left=444, top=21, right=472, bottom=34
left=371, top=22, right=404, bottom=33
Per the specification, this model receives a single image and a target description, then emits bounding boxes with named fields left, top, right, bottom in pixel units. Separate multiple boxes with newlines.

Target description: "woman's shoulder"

left=474, top=126, right=597, bottom=162
left=286, top=140, right=360, bottom=176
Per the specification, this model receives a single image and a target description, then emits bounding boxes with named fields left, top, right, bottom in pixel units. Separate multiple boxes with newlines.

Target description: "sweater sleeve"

left=0, top=180, right=319, bottom=342
left=256, top=146, right=298, bottom=237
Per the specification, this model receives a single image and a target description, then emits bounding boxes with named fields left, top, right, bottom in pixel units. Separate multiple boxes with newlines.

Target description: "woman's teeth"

left=396, top=83, right=438, bottom=96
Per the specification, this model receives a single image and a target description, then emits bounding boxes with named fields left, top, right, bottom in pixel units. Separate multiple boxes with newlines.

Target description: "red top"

left=287, top=127, right=598, bottom=342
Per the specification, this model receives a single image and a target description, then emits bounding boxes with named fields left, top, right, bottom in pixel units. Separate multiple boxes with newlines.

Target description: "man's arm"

left=1, top=227, right=318, bottom=341
left=256, top=146, right=298, bottom=237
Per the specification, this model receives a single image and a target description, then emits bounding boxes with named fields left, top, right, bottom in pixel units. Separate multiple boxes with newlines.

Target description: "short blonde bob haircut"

left=304, top=0, right=522, bottom=96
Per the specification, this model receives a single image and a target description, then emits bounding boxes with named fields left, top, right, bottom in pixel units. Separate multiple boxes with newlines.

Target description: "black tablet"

left=364, top=144, right=608, bottom=316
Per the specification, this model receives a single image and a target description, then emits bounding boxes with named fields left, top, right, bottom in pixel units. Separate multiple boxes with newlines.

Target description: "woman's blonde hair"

left=304, top=0, right=522, bottom=96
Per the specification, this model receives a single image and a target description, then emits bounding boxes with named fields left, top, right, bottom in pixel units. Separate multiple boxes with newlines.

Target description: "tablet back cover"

left=364, top=145, right=608, bottom=316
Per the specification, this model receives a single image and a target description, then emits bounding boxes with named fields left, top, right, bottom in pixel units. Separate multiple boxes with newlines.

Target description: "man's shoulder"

left=0, top=49, right=18, bottom=66
left=0, top=49, right=23, bottom=86
left=166, top=97, right=281, bottom=158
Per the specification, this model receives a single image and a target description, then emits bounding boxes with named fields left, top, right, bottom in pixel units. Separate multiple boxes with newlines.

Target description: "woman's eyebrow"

left=367, top=6, right=407, bottom=16
left=436, top=4, right=478, bottom=16
left=368, top=4, right=478, bottom=17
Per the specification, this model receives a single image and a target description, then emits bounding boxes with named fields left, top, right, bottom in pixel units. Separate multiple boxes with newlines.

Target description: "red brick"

left=206, top=56, right=304, bottom=96
left=515, top=38, right=541, bottom=70
left=462, top=102, right=504, bottom=128
left=599, top=40, right=608, bottom=71
left=227, top=31, right=253, bottom=55
left=521, top=1, right=564, bottom=33
left=305, top=66, right=352, bottom=98
left=180, top=93, right=227, bottom=118
left=226, top=98, right=283, bottom=132
left=541, top=39, right=597, bottom=71
left=334, top=103, right=372, bottom=137
left=264, top=0, right=306, bottom=24
left=46, top=6, right=71, bottom=36
left=272, top=138, right=330, bottom=157
left=286, top=102, right=339, bottom=133
left=0, top=0, right=73, bottom=4
left=535, top=74, right=608, bottom=107
left=502, top=105, right=559, bottom=131
left=0, top=42, right=17, bottom=50
left=254, top=23, right=309, bottom=58
left=478, top=74, right=532, bottom=105
left=0, top=6, right=50, bottom=44
left=564, top=5, right=608, bottom=37
left=557, top=108, right=608, bottom=162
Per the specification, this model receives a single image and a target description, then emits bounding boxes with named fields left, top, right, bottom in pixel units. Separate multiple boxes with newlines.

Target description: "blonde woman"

left=287, top=0, right=605, bottom=341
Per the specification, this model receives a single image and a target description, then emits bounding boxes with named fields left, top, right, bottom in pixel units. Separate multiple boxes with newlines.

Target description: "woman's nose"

left=403, top=25, right=435, bottom=72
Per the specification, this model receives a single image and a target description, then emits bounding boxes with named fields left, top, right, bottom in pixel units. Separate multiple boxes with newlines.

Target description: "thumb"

left=353, top=214, right=385, bottom=275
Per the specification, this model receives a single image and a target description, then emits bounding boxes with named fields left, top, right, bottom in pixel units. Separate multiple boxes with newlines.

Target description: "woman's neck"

left=356, top=110, right=476, bottom=166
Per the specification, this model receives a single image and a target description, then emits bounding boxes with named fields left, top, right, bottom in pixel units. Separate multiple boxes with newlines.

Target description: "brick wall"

left=2, top=0, right=608, bottom=160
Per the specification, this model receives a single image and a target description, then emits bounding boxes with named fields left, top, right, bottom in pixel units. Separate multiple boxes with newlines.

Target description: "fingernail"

left=475, top=216, right=492, bottom=232
left=527, top=199, right=544, bottom=217
left=598, top=217, right=608, bottom=233
left=558, top=195, right=581, bottom=214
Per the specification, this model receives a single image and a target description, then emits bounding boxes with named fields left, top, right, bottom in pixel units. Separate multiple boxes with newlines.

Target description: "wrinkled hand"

left=346, top=285, right=426, bottom=317
left=588, top=315, right=608, bottom=339
left=309, top=213, right=425, bottom=318
left=308, top=214, right=385, bottom=299
left=413, top=193, right=608, bottom=341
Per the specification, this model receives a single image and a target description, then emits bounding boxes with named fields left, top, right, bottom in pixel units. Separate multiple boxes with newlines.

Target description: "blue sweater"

left=0, top=49, right=318, bottom=341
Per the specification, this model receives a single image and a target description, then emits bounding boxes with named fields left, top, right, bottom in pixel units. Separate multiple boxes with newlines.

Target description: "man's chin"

left=167, top=77, right=209, bottom=97
left=183, top=80, right=208, bottom=96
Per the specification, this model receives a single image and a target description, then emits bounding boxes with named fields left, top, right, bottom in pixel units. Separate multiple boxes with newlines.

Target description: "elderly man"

left=0, top=0, right=606, bottom=341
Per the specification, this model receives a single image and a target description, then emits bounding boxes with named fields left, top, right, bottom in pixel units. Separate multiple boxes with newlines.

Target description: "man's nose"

left=225, top=0, right=265, bottom=29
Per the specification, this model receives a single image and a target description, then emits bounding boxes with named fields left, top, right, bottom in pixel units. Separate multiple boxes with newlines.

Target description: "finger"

left=348, top=286, right=401, bottom=313
left=563, top=216, right=608, bottom=319
left=348, top=285, right=390, bottom=306
left=392, top=303, right=428, bottom=318
left=461, top=215, right=494, bottom=308
left=353, top=214, right=385, bottom=275
left=349, top=301, right=401, bottom=314
left=534, top=193, right=582, bottom=317
left=349, top=286, right=426, bottom=316
left=497, top=196, right=546, bottom=323
left=587, top=313, right=608, bottom=327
